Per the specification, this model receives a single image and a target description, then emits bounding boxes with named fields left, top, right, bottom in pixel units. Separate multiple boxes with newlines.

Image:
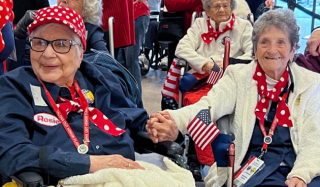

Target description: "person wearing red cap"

left=0, top=0, right=14, bottom=74
left=0, top=6, right=148, bottom=186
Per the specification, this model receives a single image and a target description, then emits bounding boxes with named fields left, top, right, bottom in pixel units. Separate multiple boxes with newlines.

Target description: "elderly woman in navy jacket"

left=0, top=6, right=147, bottom=186
left=147, top=9, right=320, bottom=187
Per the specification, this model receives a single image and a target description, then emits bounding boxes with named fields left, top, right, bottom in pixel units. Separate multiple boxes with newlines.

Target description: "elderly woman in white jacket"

left=147, top=9, right=320, bottom=187
left=175, top=0, right=253, bottom=74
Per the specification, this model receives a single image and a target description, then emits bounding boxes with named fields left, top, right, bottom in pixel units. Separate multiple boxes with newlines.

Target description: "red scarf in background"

left=201, top=14, right=235, bottom=45
left=0, top=0, right=14, bottom=52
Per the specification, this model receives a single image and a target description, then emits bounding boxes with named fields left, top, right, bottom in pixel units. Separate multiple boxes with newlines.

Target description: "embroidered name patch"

left=34, top=113, right=61, bottom=126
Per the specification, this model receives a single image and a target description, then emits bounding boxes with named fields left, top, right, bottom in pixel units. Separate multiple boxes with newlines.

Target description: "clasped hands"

left=146, top=111, right=179, bottom=143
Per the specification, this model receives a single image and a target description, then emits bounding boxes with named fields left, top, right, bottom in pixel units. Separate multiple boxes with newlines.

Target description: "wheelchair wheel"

left=139, top=54, right=150, bottom=76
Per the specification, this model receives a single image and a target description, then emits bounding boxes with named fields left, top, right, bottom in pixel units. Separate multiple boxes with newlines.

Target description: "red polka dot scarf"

left=28, top=6, right=87, bottom=51
left=201, top=14, right=235, bottom=45
left=253, top=63, right=293, bottom=127
left=0, top=0, right=14, bottom=52
left=57, top=96, right=126, bottom=137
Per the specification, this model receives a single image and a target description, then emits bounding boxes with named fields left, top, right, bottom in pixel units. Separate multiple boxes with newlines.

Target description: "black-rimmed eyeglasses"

left=29, top=37, right=80, bottom=54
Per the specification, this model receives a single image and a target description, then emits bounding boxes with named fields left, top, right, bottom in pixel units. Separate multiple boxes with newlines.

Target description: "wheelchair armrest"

left=132, top=131, right=184, bottom=159
left=176, top=59, right=187, bottom=68
left=11, top=171, right=44, bottom=187
left=216, top=115, right=234, bottom=140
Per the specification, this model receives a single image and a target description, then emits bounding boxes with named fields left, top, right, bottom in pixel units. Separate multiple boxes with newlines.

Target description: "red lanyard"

left=38, top=78, right=90, bottom=154
left=258, top=92, right=289, bottom=158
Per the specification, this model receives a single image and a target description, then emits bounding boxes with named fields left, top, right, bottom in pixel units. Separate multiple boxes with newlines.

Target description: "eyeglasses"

left=29, top=37, right=80, bottom=54
left=211, top=4, right=231, bottom=11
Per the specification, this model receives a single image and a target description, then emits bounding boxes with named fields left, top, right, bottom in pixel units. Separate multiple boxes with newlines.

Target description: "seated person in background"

left=176, top=0, right=253, bottom=74
left=166, top=0, right=252, bottom=106
left=10, top=0, right=108, bottom=71
left=295, top=28, right=320, bottom=73
left=0, top=6, right=148, bottom=186
left=148, top=9, right=320, bottom=187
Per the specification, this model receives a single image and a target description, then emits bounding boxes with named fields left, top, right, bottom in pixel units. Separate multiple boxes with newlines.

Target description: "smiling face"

left=57, top=0, right=84, bottom=15
left=30, top=24, right=83, bottom=86
left=206, top=0, right=232, bottom=26
left=254, top=26, right=295, bottom=80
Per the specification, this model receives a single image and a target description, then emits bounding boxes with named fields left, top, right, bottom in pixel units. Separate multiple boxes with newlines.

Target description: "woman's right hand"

left=202, top=62, right=214, bottom=74
left=202, top=61, right=223, bottom=74
left=89, top=154, right=144, bottom=172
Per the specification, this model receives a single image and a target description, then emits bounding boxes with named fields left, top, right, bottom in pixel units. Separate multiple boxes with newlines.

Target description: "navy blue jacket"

left=0, top=61, right=148, bottom=185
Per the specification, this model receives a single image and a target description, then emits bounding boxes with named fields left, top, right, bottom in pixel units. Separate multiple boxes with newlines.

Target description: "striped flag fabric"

left=161, top=59, right=181, bottom=98
left=206, top=67, right=223, bottom=85
left=187, top=109, right=220, bottom=150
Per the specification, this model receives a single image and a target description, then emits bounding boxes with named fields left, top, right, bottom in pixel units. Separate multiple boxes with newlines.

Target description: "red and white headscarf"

left=28, top=6, right=87, bottom=51
left=0, top=0, right=14, bottom=53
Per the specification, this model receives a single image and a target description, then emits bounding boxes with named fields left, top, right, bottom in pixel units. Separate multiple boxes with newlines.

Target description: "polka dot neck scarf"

left=56, top=96, right=125, bottom=136
left=201, top=14, right=235, bottom=45
left=253, top=63, right=293, bottom=128
left=0, top=0, right=14, bottom=52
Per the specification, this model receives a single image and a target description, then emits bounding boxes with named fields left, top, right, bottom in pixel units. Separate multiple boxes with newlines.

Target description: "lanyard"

left=258, top=91, right=289, bottom=159
left=38, top=78, right=90, bottom=154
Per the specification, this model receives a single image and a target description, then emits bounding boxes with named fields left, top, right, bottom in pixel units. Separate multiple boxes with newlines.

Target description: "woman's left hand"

left=285, top=177, right=306, bottom=187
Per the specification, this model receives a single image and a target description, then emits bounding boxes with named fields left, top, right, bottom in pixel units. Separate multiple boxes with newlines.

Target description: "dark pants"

left=254, top=166, right=320, bottom=187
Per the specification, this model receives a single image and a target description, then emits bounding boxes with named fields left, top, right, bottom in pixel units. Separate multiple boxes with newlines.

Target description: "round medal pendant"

left=264, top=136, right=272, bottom=144
left=77, top=144, right=89, bottom=154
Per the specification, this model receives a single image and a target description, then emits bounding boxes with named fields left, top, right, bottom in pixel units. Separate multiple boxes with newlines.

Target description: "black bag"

left=157, top=0, right=185, bottom=44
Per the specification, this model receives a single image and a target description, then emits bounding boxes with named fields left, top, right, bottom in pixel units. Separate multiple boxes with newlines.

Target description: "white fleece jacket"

left=175, top=13, right=253, bottom=74
left=167, top=61, right=320, bottom=186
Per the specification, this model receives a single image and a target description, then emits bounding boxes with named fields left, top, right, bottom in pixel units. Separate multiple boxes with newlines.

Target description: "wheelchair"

left=1, top=130, right=188, bottom=187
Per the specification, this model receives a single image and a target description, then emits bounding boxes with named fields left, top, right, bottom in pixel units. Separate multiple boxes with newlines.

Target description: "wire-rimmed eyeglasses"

left=29, top=37, right=80, bottom=54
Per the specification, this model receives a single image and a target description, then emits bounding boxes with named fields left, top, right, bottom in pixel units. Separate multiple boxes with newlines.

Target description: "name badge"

left=233, top=156, right=265, bottom=187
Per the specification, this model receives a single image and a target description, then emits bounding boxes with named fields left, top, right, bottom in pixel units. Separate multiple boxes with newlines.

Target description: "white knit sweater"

left=167, top=61, right=320, bottom=186
left=175, top=13, right=253, bottom=74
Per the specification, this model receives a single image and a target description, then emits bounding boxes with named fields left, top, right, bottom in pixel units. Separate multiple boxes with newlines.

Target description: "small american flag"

left=206, top=68, right=223, bottom=85
left=187, top=109, right=220, bottom=150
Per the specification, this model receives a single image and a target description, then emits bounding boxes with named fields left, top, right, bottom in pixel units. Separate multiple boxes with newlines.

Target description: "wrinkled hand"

left=146, top=111, right=179, bottom=143
left=202, top=61, right=222, bottom=74
left=307, top=30, right=320, bottom=56
left=265, top=0, right=275, bottom=7
left=285, top=177, right=306, bottom=187
left=89, top=154, right=144, bottom=172
left=202, top=62, right=214, bottom=74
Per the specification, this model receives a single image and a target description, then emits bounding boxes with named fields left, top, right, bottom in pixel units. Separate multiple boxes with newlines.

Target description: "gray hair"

left=82, top=0, right=103, bottom=25
left=202, top=0, right=237, bottom=12
left=30, top=23, right=82, bottom=57
left=252, top=9, right=300, bottom=53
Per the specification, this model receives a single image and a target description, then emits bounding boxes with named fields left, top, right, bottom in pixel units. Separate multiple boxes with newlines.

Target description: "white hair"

left=202, top=0, right=237, bottom=11
left=82, top=0, right=103, bottom=25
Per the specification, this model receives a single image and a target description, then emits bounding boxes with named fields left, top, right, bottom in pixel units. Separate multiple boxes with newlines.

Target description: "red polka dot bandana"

left=0, top=0, right=14, bottom=52
left=57, top=96, right=125, bottom=137
left=28, top=6, right=87, bottom=51
left=201, top=14, right=235, bottom=45
left=253, top=63, right=293, bottom=128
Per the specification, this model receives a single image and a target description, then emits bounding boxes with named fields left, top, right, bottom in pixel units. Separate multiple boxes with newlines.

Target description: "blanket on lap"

left=59, top=157, right=195, bottom=187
